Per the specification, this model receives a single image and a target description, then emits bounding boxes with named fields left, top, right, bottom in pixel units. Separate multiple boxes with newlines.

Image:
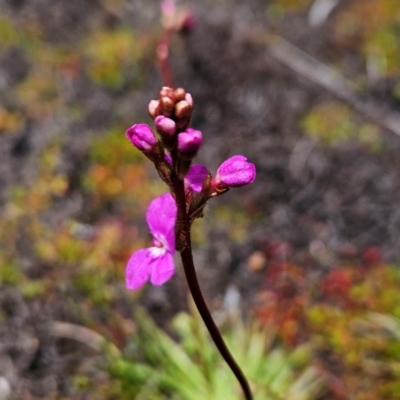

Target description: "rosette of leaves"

left=109, top=302, right=324, bottom=400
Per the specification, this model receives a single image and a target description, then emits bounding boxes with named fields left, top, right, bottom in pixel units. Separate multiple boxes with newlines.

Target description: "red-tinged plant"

left=254, top=240, right=400, bottom=399
left=319, top=268, right=359, bottom=309
left=255, top=260, right=310, bottom=345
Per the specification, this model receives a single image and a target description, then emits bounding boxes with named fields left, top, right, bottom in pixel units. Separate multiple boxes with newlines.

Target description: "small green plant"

left=109, top=301, right=323, bottom=400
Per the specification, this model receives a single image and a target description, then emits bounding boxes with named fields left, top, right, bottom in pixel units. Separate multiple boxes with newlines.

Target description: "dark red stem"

left=174, top=178, right=253, bottom=400
left=159, top=20, right=252, bottom=400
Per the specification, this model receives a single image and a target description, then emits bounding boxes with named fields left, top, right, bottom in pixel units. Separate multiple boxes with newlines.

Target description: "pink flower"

left=126, top=193, right=177, bottom=290
left=214, top=155, right=256, bottom=187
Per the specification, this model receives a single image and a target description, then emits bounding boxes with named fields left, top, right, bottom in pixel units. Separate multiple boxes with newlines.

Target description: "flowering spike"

left=126, top=124, right=157, bottom=152
left=125, top=86, right=255, bottom=400
left=213, top=155, right=256, bottom=188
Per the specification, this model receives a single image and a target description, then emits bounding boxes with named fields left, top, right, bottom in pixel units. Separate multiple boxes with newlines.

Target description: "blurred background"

left=1, top=0, right=400, bottom=398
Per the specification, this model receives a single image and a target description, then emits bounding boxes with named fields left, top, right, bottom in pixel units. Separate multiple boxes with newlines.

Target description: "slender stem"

left=158, top=16, right=252, bottom=400
left=157, top=29, right=174, bottom=87
left=174, top=179, right=253, bottom=400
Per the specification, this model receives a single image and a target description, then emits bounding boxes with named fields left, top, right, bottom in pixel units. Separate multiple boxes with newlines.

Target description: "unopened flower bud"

left=180, top=12, right=197, bottom=35
left=214, top=155, right=256, bottom=188
left=175, top=100, right=192, bottom=119
left=159, top=86, right=174, bottom=99
left=160, top=96, right=175, bottom=113
left=161, top=0, right=175, bottom=16
left=148, top=99, right=160, bottom=118
left=126, top=124, right=157, bottom=152
left=174, top=87, right=186, bottom=101
left=155, top=115, right=176, bottom=137
left=184, top=93, right=193, bottom=107
left=177, top=128, right=202, bottom=158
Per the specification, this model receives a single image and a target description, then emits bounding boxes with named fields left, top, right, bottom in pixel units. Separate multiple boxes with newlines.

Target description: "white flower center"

left=150, top=246, right=167, bottom=257
left=150, top=234, right=168, bottom=257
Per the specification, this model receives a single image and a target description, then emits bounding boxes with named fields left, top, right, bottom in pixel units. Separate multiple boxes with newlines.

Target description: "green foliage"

left=82, top=28, right=145, bottom=90
left=333, top=0, right=400, bottom=76
left=0, top=262, right=24, bottom=286
left=267, top=0, right=313, bottom=14
left=0, top=15, right=40, bottom=55
left=211, top=204, right=253, bottom=244
left=83, top=126, right=167, bottom=217
left=301, top=101, right=382, bottom=150
left=109, top=303, right=323, bottom=400
left=0, top=133, right=147, bottom=306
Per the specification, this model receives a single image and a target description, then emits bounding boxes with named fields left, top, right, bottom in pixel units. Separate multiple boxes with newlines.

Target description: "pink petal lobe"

left=146, top=193, right=177, bottom=242
left=150, top=252, right=175, bottom=286
left=185, top=164, right=209, bottom=192
left=125, top=248, right=152, bottom=290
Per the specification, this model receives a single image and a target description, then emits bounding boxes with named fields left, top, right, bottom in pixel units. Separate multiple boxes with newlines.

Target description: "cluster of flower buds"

left=149, top=86, right=194, bottom=133
left=126, top=86, right=255, bottom=212
left=147, top=86, right=200, bottom=179
left=125, top=87, right=255, bottom=289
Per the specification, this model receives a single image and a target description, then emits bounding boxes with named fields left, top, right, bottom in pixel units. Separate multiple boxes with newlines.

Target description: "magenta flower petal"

left=215, top=155, right=256, bottom=187
left=150, top=252, right=175, bottom=286
left=126, top=193, right=177, bottom=291
left=126, top=248, right=152, bottom=290
left=185, top=164, right=209, bottom=192
left=146, top=193, right=177, bottom=251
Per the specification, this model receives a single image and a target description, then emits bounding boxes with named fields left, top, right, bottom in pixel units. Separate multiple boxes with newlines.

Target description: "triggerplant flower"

left=214, top=155, right=256, bottom=187
left=126, top=124, right=157, bottom=152
left=126, top=193, right=177, bottom=290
